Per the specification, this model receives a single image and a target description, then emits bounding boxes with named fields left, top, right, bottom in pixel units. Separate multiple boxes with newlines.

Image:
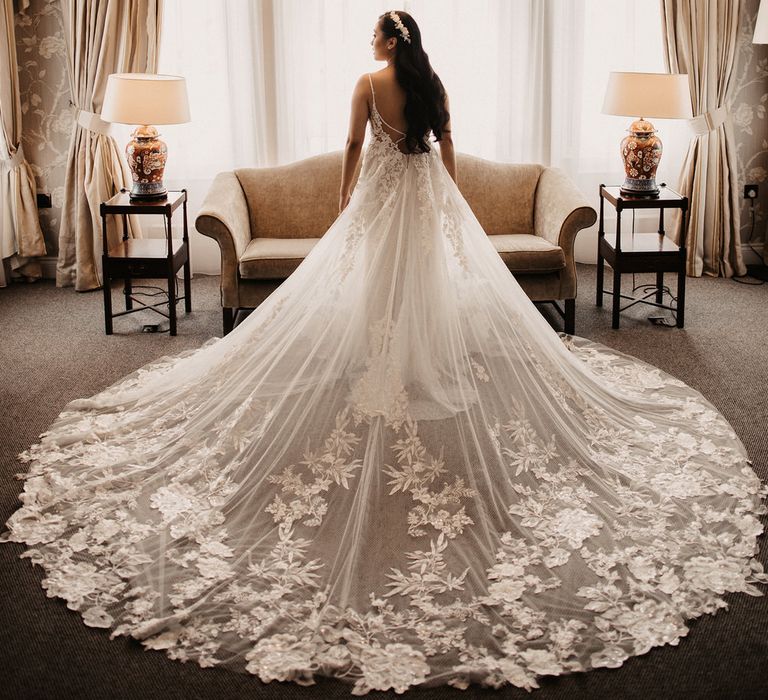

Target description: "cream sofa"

left=196, top=151, right=596, bottom=335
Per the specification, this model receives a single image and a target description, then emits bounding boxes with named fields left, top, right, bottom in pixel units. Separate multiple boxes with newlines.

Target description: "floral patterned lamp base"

left=126, top=125, right=168, bottom=201
left=619, top=118, right=662, bottom=197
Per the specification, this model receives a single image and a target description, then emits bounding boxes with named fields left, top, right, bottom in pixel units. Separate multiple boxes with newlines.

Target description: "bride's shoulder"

left=351, top=73, right=373, bottom=96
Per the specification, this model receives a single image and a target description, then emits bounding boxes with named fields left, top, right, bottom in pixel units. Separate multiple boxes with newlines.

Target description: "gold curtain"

left=661, top=0, right=745, bottom=277
left=0, top=0, right=46, bottom=287
left=56, top=0, right=162, bottom=291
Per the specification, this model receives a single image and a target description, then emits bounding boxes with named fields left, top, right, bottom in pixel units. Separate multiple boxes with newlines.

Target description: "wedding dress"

left=3, top=77, right=766, bottom=695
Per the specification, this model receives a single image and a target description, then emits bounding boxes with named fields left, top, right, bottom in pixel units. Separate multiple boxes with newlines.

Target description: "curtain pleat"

left=56, top=0, right=162, bottom=291
left=661, top=0, right=745, bottom=278
left=0, top=0, right=47, bottom=287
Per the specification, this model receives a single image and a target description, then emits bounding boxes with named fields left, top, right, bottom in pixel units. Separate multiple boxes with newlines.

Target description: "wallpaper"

left=13, top=0, right=768, bottom=264
left=15, top=0, right=70, bottom=257
left=732, top=0, right=768, bottom=259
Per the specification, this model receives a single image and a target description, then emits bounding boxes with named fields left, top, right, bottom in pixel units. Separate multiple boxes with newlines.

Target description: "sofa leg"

left=564, top=298, right=575, bottom=335
left=223, top=307, right=234, bottom=335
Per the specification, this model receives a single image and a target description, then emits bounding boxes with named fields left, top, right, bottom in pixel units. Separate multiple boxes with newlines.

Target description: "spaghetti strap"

left=367, top=73, right=379, bottom=116
left=367, top=73, right=407, bottom=136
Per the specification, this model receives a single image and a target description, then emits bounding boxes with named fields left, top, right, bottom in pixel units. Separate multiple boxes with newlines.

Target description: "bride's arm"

left=339, top=76, right=369, bottom=213
left=438, top=94, right=457, bottom=184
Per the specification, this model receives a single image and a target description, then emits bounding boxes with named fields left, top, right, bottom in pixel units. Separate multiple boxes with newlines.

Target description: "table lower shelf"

left=602, top=232, right=680, bottom=253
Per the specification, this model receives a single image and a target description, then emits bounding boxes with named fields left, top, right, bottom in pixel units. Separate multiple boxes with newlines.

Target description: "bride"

left=2, top=9, right=766, bottom=695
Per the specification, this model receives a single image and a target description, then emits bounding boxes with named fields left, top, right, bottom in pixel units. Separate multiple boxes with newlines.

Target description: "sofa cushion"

left=239, top=237, right=321, bottom=279
left=236, top=152, right=543, bottom=240
left=456, top=154, right=543, bottom=235
left=235, top=152, right=361, bottom=240
left=489, top=234, right=566, bottom=273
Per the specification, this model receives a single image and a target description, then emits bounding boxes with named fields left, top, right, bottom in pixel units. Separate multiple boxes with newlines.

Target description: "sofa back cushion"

left=455, top=154, right=542, bottom=235
left=236, top=152, right=359, bottom=239
left=235, top=150, right=542, bottom=239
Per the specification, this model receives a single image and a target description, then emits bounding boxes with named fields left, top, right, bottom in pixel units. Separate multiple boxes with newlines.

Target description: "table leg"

left=103, top=272, right=113, bottom=334
left=223, top=307, right=234, bottom=335
left=596, top=250, right=604, bottom=307
left=612, top=207, right=621, bottom=329
left=102, top=213, right=113, bottom=334
left=121, top=213, right=132, bottom=310
left=183, top=254, right=192, bottom=314
left=564, top=298, right=575, bottom=335
left=677, top=258, right=686, bottom=328
left=168, top=261, right=177, bottom=336
left=596, top=192, right=605, bottom=307
left=655, top=271, right=663, bottom=304
left=182, top=197, right=192, bottom=313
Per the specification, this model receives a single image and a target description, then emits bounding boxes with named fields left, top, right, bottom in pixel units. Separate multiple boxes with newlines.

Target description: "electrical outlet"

left=744, top=184, right=759, bottom=199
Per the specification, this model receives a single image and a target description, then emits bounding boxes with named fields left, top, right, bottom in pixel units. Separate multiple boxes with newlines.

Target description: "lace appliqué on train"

left=348, top=317, right=411, bottom=431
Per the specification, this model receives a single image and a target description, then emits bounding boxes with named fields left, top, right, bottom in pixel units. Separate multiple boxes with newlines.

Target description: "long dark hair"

left=378, top=10, right=449, bottom=153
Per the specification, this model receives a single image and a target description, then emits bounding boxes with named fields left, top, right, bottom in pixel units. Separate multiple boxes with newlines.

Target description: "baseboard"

left=741, top=242, right=766, bottom=266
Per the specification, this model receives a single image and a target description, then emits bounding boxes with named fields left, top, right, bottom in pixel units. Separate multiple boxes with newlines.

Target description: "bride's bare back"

left=367, top=67, right=409, bottom=148
left=340, top=63, right=455, bottom=211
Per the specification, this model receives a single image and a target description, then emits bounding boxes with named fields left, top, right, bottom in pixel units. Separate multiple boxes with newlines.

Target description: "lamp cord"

left=123, top=278, right=181, bottom=333
left=628, top=209, right=679, bottom=327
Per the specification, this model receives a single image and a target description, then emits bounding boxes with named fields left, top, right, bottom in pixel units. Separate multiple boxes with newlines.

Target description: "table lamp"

left=602, top=72, right=692, bottom=197
left=101, top=73, right=190, bottom=201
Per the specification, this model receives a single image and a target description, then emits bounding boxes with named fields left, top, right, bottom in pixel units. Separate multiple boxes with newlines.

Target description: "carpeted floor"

left=1, top=265, right=767, bottom=700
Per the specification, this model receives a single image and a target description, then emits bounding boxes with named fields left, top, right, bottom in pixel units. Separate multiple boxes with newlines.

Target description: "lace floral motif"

left=441, top=195, right=469, bottom=271
left=348, top=316, right=411, bottom=431
left=2, top=85, right=766, bottom=697
left=365, top=107, right=408, bottom=207
left=2, top=333, right=766, bottom=694
left=266, top=407, right=363, bottom=527
left=383, top=418, right=476, bottom=539
left=413, top=155, right=437, bottom=256
left=336, top=208, right=367, bottom=283
left=470, top=358, right=490, bottom=383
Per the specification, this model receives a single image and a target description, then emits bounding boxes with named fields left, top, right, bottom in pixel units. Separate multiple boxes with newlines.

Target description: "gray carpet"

left=1, top=265, right=766, bottom=700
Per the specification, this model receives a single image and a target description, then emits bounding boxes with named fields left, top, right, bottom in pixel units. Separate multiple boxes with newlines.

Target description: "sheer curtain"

left=158, top=0, right=689, bottom=273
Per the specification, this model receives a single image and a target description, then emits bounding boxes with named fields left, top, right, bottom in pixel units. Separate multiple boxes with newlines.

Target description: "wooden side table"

left=596, top=184, right=688, bottom=329
left=99, top=189, right=191, bottom=336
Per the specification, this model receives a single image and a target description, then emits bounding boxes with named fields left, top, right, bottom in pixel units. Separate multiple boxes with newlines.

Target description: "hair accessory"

left=389, top=11, right=411, bottom=44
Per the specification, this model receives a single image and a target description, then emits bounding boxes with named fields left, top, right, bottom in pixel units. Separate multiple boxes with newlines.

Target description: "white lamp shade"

left=602, top=72, right=693, bottom=120
left=755, top=0, right=768, bottom=43
left=101, top=73, right=191, bottom=125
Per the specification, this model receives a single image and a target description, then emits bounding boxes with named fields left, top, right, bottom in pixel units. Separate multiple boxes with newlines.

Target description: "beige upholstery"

left=239, top=238, right=321, bottom=279
left=196, top=150, right=597, bottom=335
left=453, top=157, right=542, bottom=235
left=235, top=152, right=358, bottom=240
left=489, top=234, right=566, bottom=272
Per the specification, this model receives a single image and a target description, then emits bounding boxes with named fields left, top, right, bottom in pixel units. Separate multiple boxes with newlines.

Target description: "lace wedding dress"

left=3, top=78, right=766, bottom=695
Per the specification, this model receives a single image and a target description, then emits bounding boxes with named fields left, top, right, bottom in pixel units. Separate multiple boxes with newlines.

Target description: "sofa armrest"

left=534, top=168, right=597, bottom=255
left=195, top=172, right=252, bottom=308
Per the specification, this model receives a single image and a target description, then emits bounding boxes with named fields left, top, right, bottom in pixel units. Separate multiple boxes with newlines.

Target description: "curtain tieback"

left=75, top=108, right=113, bottom=136
left=689, top=106, right=728, bottom=136
left=1, top=144, right=26, bottom=172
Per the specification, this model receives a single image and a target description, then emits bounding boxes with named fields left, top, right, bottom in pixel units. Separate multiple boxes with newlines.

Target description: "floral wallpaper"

left=732, top=0, right=768, bottom=259
left=12, top=0, right=768, bottom=263
left=14, top=0, right=71, bottom=257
